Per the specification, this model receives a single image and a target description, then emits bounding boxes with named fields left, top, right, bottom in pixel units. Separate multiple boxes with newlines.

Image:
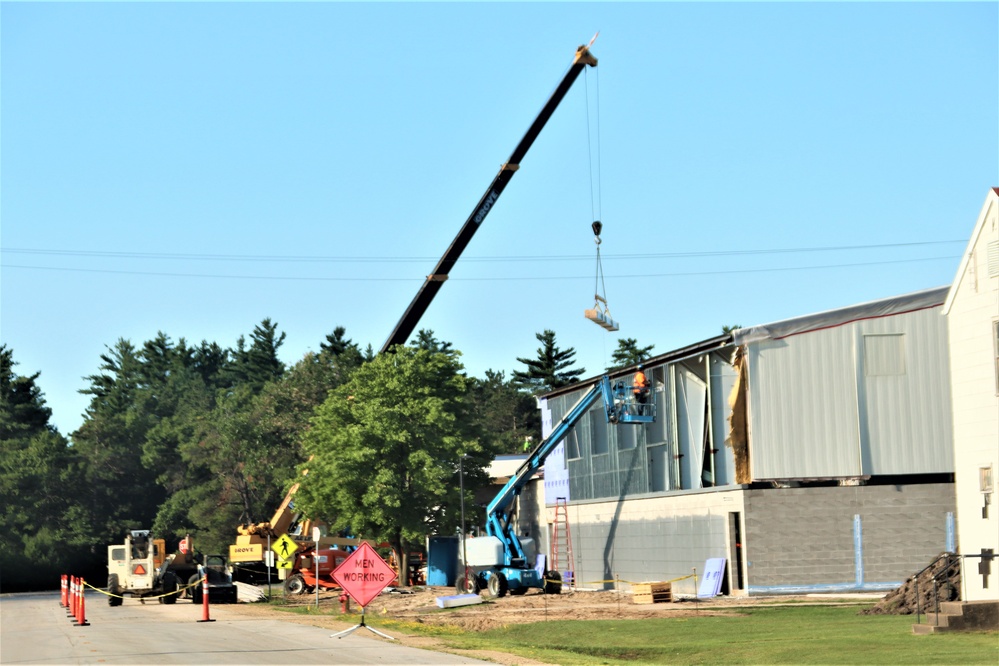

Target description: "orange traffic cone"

left=60, top=575, right=68, bottom=607
left=67, top=577, right=77, bottom=618
left=197, top=575, right=214, bottom=623
left=74, top=578, right=90, bottom=627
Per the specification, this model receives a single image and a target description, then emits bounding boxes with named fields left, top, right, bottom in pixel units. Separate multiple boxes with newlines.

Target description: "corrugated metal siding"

left=748, top=326, right=863, bottom=479
left=748, top=305, right=952, bottom=480
left=855, top=311, right=953, bottom=474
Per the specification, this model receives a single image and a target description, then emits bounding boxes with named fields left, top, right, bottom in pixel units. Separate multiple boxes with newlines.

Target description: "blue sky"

left=2, top=2, right=997, bottom=437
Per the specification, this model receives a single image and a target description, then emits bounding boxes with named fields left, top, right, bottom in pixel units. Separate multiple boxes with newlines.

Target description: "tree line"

left=0, top=324, right=654, bottom=591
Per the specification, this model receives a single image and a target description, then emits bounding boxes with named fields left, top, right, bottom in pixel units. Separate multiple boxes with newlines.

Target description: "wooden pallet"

left=632, top=581, right=673, bottom=604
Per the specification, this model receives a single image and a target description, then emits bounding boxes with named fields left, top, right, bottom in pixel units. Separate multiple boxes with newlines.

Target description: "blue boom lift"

left=461, top=375, right=654, bottom=596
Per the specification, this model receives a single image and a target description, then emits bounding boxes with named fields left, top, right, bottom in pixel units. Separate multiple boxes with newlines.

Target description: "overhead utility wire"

left=2, top=255, right=960, bottom=282
left=0, top=240, right=966, bottom=263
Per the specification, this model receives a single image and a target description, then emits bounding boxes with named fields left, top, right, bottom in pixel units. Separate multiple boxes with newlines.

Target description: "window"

left=864, top=334, right=906, bottom=376
left=111, top=547, right=125, bottom=562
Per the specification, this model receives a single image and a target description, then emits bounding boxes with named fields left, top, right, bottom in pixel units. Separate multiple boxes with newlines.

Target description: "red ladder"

left=550, top=497, right=575, bottom=589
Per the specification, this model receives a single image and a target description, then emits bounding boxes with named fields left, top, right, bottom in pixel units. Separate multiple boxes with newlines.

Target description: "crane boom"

left=230, top=41, right=599, bottom=576
left=380, top=43, right=598, bottom=353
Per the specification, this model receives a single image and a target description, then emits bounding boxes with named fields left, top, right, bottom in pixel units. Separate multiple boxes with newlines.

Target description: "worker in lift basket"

left=633, top=367, right=650, bottom=406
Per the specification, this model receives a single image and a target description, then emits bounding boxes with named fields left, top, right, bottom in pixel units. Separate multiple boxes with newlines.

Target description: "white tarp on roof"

left=731, top=286, right=949, bottom=346
left=488, top=454, right=529, bottom=481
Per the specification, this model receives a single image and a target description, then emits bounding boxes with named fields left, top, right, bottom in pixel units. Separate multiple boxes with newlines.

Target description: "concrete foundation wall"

left=558, top=482, right=955, bottom=597
left=744, top=483, right=955, bottom=593
left=554, top=489, right=746, bottom=597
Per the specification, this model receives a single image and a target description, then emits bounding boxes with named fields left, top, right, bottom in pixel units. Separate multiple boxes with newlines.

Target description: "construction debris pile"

left=861, top=554, right=961, bottom=615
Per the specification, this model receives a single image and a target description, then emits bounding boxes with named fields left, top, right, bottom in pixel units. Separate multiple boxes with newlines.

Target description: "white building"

left=943, top=187, right=999, bottom=602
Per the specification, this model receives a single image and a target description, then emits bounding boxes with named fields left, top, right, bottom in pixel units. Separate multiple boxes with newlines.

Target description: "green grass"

left=386, top=606, right=998, bottom=666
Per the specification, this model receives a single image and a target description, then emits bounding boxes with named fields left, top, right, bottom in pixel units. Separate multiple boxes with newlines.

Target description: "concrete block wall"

left=744, top=483, right=955, bottom=593
left=557, top=489, right=744, bottom=596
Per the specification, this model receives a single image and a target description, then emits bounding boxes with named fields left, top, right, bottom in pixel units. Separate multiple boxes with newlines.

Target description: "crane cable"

left=586, top=61, right=604, bottom=303
left=583, top=63, right=618, bottom=331
left=585, top=53, right=602, bottom=224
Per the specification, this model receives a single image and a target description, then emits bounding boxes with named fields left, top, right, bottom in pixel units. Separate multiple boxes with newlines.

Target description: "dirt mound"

left=861, top=553, right=960, bottom=615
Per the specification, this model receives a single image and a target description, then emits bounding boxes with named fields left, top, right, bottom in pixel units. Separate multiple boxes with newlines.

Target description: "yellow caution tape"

left=580, top=573, right=694, bottom=586
left=84, top=578, right=202, bottom=600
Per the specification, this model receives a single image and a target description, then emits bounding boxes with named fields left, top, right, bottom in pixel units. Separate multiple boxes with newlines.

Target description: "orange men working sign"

left=331, top=542, right=395, bottom=607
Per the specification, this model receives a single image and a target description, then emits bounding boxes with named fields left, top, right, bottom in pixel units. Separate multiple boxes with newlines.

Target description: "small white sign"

left=698, top=558, right=727, bottom=598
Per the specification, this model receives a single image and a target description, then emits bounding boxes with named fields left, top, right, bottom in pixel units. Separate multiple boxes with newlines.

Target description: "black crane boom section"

left=379, top=44, right=598, bottom=354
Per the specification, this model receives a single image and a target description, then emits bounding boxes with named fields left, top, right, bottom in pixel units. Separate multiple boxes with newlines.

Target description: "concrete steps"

left=912, top=600, right=999, bottom=634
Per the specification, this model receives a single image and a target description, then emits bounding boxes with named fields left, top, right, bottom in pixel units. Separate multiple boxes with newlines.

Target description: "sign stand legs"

left=330, top=606, right=394, bottom=640
left=327, top=542, right=396, bottom=640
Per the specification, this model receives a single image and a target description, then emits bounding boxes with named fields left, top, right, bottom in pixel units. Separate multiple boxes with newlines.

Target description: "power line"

left=0, top=240, right=966, bottom=264
left=1, top=255, right=961, bottom=282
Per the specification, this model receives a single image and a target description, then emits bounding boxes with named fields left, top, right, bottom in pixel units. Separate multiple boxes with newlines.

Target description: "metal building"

left=535, top=287, right=955, bottom=595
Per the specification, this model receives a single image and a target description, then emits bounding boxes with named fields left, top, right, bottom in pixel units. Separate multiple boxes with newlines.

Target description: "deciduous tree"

left=295, top=346, right=488, bottom=585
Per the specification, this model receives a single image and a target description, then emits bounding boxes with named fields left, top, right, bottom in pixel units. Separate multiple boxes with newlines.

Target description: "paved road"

left=1, top=591, right=490, bottom=665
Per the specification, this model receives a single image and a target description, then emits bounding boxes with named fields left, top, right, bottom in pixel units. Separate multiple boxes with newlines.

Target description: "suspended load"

left=584, top=220, right=619, bottom=331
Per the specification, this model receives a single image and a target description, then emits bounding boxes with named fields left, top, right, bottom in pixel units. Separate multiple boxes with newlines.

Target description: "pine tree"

left=468, top=369, right=540, bottom=453
left=228, top=318, right=286, bottom=389
left=0, top=345, right=54, bottom=440
left=413, top=329, right=455, bottom=356
left=512, top=330, right=586, bottom=393
left=320, top=326, right=359, bottom=358
left=607, top=338, right=656, bottom=371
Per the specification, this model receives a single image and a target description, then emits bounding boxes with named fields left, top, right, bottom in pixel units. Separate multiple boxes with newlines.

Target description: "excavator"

left=227, top=39, right=599, bottom=585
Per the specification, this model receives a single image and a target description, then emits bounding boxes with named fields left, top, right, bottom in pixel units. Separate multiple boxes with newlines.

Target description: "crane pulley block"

left=585, top=220, right=619, bottom=331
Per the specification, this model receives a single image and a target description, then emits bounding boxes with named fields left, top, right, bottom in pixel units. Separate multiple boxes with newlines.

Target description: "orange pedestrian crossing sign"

left=272, top=534, right=299, bottom=561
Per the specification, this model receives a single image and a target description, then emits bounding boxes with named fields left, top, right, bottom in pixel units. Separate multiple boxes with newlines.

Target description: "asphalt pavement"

left=0, top=591, right=490, bottom=665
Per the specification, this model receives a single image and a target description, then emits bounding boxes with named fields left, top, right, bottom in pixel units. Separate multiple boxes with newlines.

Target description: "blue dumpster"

left=427, top=536, right=459, bottom=587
